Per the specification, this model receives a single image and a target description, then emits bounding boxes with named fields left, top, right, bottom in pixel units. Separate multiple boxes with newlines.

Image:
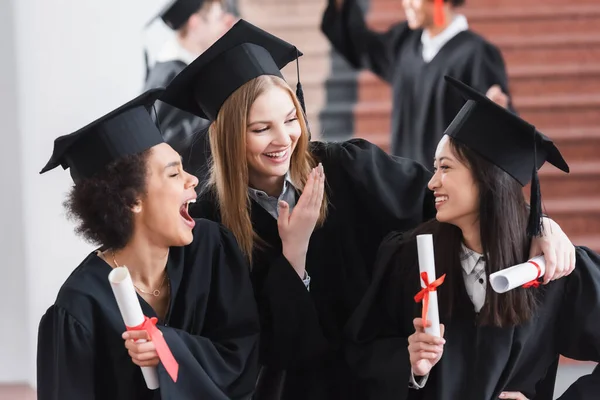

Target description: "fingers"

left=311, top=164, right=325, bottom=210
left=122, top=330, right=150, bottom=341
left=132, top=358, right=160, bottom=367
left=542, top=242, right=557, bottom=284
left=499, top=391, right=528, bottom=399
left=308, top=163, right=323, bottom=210
left=277, top=200, right=290, bottom=230
left=296, top=167, right=317, bottom=209
left=440, top=323, right=445, bottom=338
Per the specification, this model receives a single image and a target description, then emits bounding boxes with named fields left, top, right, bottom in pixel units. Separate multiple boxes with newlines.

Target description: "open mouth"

left=435, top=195, right=448, bottom=208
left=263, top=147, right=289, bottom=162
left=180, top=198, right=196, bottom=228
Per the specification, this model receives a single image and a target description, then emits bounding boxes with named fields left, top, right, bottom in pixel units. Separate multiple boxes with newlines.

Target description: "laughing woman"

left=345, top=77, right=600, bottom=400
left=36, top=89, right=259, bottom=400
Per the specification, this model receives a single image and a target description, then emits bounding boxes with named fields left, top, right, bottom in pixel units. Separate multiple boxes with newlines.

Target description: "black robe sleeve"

left=465, top=41, right=515, bottom=112
left=37, top=305, right=96, bottom=400
left=554, top=247, right=600, bottom=399
left=333, top=139, right=435, bottom=234
left=252, top=254, right=330, bottom=369
left=321, top=0, right=412, bottom=82
left=158, top=227, right=260, bottom=400
left=343, top=231, right=416, bottom=400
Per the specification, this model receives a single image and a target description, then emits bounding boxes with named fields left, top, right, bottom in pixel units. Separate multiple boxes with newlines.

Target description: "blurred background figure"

left=145, top=0, right=237, bottom=183
left=0, top=0, right=598, bottom=399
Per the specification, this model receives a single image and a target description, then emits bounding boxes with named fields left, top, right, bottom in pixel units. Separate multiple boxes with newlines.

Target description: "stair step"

left=368, top=5, right=600, bottom=38
left=542, top=197, right=600, bottom=237
left=329, top=95, right=600, bottom=134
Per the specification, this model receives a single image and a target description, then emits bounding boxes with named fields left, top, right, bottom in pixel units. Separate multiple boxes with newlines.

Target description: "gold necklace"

left=112, top=251, right=168, bottom=297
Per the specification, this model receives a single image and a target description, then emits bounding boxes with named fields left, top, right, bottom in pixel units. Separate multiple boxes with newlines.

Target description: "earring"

left=133, top=205, right=142, bottom=213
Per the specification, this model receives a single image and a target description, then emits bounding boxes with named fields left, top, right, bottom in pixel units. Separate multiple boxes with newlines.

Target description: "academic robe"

left=37, top=219, right=260, bottom=400
left=345, top=231, right=600, bottom=400
left=144, top=60, right=211, bottom=185
left=321, top=0, right=512, bottom=166
left=190, top=139, right=436, bottom=400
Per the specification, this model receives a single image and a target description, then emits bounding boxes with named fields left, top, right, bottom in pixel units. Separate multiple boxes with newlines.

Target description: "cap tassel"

left=144, top=48, right=151, bottom=82
left=295, top=47, right=306, bottom=114
left=527, top=129, right=544, bottom=237
left=434, top=0, right=445, bottom=27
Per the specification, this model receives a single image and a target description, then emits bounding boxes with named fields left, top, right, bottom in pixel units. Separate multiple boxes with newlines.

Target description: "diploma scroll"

left=108, top=267, right=160, bottom=390
left=416, top=234, right=443, bottom=338
left=489, top=256, right=546, bottom=294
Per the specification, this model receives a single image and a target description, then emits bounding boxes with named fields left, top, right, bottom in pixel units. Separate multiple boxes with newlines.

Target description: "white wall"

left=0, top=0, right=168, bottom=387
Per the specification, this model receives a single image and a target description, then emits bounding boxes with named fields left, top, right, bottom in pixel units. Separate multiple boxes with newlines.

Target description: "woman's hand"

left=529, top=217, right=576, bottom=284
left=408, top=318, right=446, bottom=377
left=499, top=391, right=529, bottom=399
left=278, top=164, right=325, bottom=277
left=122, top=330, right=160, bottom=367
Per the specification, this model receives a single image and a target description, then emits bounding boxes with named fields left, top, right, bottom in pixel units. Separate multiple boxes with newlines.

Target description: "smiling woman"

left=36, top=89, right=260, bottom=400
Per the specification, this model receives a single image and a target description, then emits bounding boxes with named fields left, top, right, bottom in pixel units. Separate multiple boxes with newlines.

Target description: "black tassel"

left=526, top=127, right=544, bottom=237
left=296, top=82, right=306, bottom=114
left=527, top=168, right=543, bottom=237
left=144, top=48, right=151, bottom=82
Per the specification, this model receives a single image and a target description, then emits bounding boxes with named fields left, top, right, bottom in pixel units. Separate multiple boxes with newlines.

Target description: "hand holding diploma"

left=109, top=267, right=179, bottom=389
left=123, top=330, right=160, bottom=367
left=408, top=318, right=446, bottom=377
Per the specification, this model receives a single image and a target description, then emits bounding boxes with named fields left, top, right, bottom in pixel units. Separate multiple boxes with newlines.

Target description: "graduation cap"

left=40, top=89, right=165, bottom=183
left=443, top=76, right=569, bottom=237
left=160, top=19, right=306, bottom=122
left=149, top=0, right=206, bottom=31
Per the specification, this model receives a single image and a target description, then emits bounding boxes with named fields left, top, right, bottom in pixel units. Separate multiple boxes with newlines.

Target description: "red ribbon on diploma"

left=414, top=272, right=446, bottom=326
left=522, top=260, right=542, bottom=289
left=434, top=0, right=445, bottom=27
left=127, top=316, right=179, bottom=382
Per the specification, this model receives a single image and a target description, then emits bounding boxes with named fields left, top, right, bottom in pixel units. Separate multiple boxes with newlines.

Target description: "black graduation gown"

left=345, top=231, right=600, bottom=400
left=37, top=219, right=260, bottom=400
left=190, top=139, right=436, bottom=400
left=321, top=0, right=512, bottom=166
left=144, top=60, right=211, bottom=184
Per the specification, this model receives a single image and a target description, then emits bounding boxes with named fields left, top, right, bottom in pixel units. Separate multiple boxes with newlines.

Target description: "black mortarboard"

left=160, top=19, right=306, bottom=122
left=40, top=89, right=165, bottom=183
left=443, top=76, right=569, bottom=237
left=150, top=0, right=205, bottom=31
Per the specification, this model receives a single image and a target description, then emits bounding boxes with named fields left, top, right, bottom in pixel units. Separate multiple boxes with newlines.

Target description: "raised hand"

left=278, top=163, right=325, bottom=277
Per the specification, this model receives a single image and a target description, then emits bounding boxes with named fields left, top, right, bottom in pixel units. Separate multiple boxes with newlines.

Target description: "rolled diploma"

left=489, top=255, right=546, bottom=294
left=416, top=234, right=442, bottom=338
left=108, top=267, right=160, bottom=390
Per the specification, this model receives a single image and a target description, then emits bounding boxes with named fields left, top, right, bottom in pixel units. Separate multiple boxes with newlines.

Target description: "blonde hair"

left=207, top=75, right=328, bottom=262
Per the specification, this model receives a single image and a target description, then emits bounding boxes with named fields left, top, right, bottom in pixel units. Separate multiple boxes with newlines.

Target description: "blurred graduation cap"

left=160, top=19, right=306, bottom=122
left=148, top=0, right=206, bottom=31
left=40, top=89, right=165, bottom=183
left=443, top=75, right=569, bottom=237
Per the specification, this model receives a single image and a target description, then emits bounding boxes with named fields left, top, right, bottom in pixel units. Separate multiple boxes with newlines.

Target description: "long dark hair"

left=405, top=137, right=538, bottom=327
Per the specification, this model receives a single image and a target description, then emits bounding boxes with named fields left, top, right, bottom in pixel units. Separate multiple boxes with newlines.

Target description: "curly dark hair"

left=64, top=150, right=151, bottom=250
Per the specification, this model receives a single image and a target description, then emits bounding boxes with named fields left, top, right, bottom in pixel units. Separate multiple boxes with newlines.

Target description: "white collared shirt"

left=420, top=14, right=469, bottom=63
left=156, top=38, right=198, bottom=65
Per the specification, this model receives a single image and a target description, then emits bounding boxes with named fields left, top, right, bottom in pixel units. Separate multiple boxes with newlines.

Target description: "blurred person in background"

left=322, top=0, right=511, bottom=166
left=145, top=0, right=236, bottom=185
